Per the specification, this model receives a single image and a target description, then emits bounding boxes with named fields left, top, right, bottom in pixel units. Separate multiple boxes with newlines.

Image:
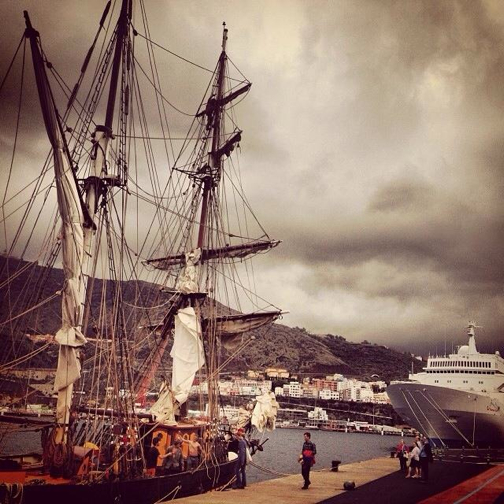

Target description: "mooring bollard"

left=331, top=460, right=341, bottom=472
left=343, top=481, right=356, bottom=490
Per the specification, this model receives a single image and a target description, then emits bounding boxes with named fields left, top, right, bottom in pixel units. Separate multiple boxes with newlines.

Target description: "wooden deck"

left=166, top=456, right=398, bottom=504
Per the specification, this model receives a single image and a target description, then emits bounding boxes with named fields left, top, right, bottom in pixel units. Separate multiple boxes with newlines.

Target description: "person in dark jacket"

left=145, top=438, right=160, bottom=476
left=234, top=428, right=248, bottom=489
left=299, top=432, right=317, bottom=490
left=419, top=436, right=433, bottom=482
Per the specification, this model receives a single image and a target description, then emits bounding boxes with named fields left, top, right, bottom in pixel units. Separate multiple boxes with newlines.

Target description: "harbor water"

left=248, top=428, right=400, bottom=483
left=0, top=426, right=401, bottom=484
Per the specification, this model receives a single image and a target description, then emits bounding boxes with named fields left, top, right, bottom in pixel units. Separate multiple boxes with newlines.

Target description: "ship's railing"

left=434, top=446, right=504, bottom=464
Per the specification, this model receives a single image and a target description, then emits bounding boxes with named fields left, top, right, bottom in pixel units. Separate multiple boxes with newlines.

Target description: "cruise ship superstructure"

left=387, top=323, right=504, bottom=448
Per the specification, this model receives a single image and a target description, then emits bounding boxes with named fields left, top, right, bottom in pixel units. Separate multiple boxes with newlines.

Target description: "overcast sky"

left=1, top=0, right=503, bottom=355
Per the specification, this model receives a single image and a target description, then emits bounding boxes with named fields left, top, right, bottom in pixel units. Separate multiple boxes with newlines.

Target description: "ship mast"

left=144, top=25, right=281, bottom=421
left=81, top=0, right=133, bottom=423
left=24, top=0, right=132, bottom=471
left=199, top=24, right=228, bottom=421
left=197, top=23, right=228, bottom=249
left=23, top=12, right=88, bottom=435
left=22, top=13, right=93, bottom=478
left=83, top=0, right=130, bottom=256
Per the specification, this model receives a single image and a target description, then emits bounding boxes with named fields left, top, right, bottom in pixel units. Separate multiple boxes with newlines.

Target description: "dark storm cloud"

left=1, top=1, right=503, bottom=353
left=250, top=0, right=504, bottom=352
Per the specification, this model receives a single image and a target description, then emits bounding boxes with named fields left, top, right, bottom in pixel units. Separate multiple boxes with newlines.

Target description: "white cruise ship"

left=387, top=323, right=504, bottom=448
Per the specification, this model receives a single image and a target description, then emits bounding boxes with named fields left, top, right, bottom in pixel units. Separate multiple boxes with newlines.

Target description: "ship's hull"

left=387, top=382, right=504, bottom=448
left=0, top=459, right=236, bottom=504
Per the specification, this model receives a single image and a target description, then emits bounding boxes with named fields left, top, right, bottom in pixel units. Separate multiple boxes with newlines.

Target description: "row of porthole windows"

left=426, top=370, right=494, bottom=374
left=433, top=380, right=484, bottom=385
left=430, top=360, right=491, bottom=368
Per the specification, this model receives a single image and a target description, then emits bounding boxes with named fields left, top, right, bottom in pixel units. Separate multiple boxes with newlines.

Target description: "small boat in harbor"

left=277, top=420, right=306, bottom=429
left=387, top=323, right=504, bottom=448
left=320, top=420, right=348, bottom=432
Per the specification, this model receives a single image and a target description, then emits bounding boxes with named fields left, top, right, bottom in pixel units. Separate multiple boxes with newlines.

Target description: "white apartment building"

left=319, top=389, right=340, bottom=400
left=264, top=376, right=387, bottom=404
left=308, top=407, right=328, bottom=421
left=282, top=381, right=301, bottom=398
left=359, top=387, right=374, bottom=402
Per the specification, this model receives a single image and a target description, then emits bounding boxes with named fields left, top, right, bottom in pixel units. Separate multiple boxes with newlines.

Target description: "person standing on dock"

left=299, top=431, right=317, bottom=490
left=419, top=436, right=433, bottom=483
left=406, top=441, right=421, bottom=479
left=396, top=439, right=409, bottom=472
left=234, top=428, right=248, bottom=489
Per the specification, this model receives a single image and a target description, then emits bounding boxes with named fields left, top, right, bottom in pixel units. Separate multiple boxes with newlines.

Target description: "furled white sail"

left=53, top=143, right=87, bottom=424
left=201, top=311, right=281, bottom=352
left=251, top=391, right=278, bottom=432
left=149, top=388, right=177, bottom=424
left=176, top=249, right=202, bottom=294
left=211, top=312, right=281, bottom=337
left=170, top=307, right=205, bottom=404
left=147, top=240, right=280, bottom=269
left=26, top=20, right=87, bottom=425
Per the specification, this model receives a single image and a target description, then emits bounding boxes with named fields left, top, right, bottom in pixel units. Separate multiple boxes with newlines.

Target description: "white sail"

left=52, top=135, right=87, bottom=424
left=251, top=391, right=279, bottom=432
left=25, top=18, right=87, bottom=425
left=149, top=387, right=177, bottom=424
left=170, top=307, right=205, bottom=404
left=175, top=249, right=202, bottom=294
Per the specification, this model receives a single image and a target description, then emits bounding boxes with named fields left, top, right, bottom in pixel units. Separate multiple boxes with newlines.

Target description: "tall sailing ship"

left=0, top=2, right=281, bottom=502
left=387, top=323, right=504, bottom=448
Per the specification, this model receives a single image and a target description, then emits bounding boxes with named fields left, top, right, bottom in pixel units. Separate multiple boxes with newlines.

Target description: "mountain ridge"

left=0, top=256, right=423, bottom=381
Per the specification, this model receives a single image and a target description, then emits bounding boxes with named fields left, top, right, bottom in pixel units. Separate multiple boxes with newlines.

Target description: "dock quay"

left=168, top=456, right=503, bottom=504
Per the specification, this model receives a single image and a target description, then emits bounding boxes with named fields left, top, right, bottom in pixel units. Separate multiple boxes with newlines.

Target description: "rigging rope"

left=2, top=37, right=27, bottom=272
left=0, top=34, right=25, bottom=94
left=401, top=389, right=445, bottom=448
left=0, top=483, right=23, bottom=504
left=132, top=28, right=215, bottom=74
left=153, top=485, right=181, bottom=503
left=0, top=259, right=36, bottom=290
left=248, top=460, right=292, bottom=477
left=133, top=56, right=194, bottom=117
left=0, top=342, right=52, bottom=372
left=0, top=291, right=60, bottom=327
left=419, top=389, right=474, bottom=447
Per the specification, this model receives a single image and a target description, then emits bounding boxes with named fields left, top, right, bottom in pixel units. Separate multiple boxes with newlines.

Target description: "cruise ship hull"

left=387, top=382, right=504, bottom=448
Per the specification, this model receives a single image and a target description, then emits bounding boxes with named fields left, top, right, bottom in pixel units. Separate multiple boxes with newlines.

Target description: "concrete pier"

left=167, top=457, right=503, bottom=504
left=167, top=456, right=398, bottom=503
